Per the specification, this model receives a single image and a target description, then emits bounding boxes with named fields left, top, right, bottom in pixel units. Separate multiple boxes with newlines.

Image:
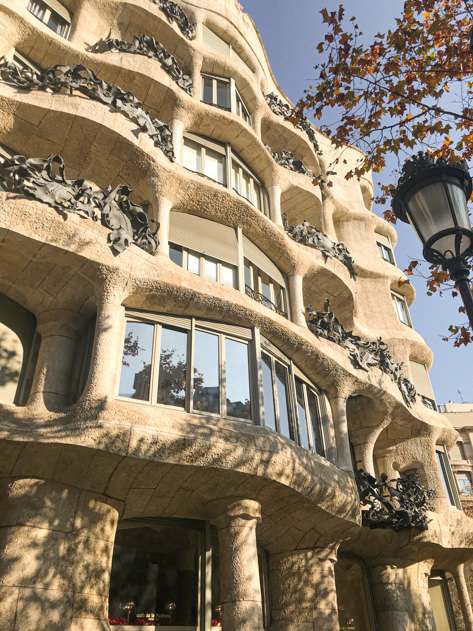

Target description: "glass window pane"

left=428, top=576, right=455, bottom=631
left=187, top=252, right=200, bottom=275
left=275, top=361, right=292, bottom=439
left=307, top=388, right=325, bottom=456
left=27, top=0, right=46, bottom=19
left=225, top=338, right=251, bottom=419
left=204, top=257, right=217, bottom=281
left=216, top=80, right=230, bottom=108
left=221, top=264, right=236, bottom=288
left=273, top=283, right=286, bottom=313
left=169, top=244, right=183, bottom=267
left=295, top=378, right=311, bottom=450
left=193, top=330, right=219, bottom=414
left=204, top=148, right=225, bottom=184
left=48, top=10, right=68, bottom=36
left=183, top=138, right=202, bottom=173
left=109, top=520, right=201, bottom=627
left=335, top=557, right=374, bottom=631
left=253, top=181, right=261, bottom=210
left=436, top=450, right=456, bottom=505
left=232, top=164, right=239, bottom=193
left=157, top=326, right=187, bottom=408
left=244, top=260, right=252, bottom=289
left=261, top=352, right=276, bottom=431
left=260, top=272, right=272, bottom=308
left=119, top=322, right=154, bottom=401
left=242, top=171, right=251, bottom=201
left=202, top=76, right=213, bottom=104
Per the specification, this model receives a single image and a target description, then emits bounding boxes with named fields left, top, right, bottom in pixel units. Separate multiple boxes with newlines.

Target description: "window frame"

left=117, top=312, right=255, bottom=422
left=377, top=241, right=395, bottom=264
left=244, top=258, right=287, bottom=317
left=436, top=445, right=462, bottom=509
left=169, top=242, right=238, bottom=289
left=455, top=470, right=473, bottom=495
left=391, top=291, right=412, bottom=327
left=201, top=73, right=231, bottom=111
left=27, top=0, right=72, bottom=38
left=182, top=133, right=268, bottom=215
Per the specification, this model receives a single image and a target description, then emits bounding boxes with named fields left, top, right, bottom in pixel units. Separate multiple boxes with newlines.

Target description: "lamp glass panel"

left=407, top=182, right=452, bottom=243
left=445, top=181, right=471, bottom=229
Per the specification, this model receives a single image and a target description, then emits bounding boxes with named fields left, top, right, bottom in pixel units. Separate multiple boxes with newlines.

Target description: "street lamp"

left=392, top=152, right=473, bottom=328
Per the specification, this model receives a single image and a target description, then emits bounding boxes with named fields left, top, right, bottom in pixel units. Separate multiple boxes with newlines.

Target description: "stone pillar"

left=370, top=559, right=435, bottom=631
left=268, top=185, right=283, bottom=227
left=27, top=309, right=85, bottom=411
left=327, top=395, right=353, bottom=471
left=81, top=287, right=125, bottom=402
left=352, top=439, right=375, bottom=476
left=211, top=499, right=264, bottom=631
left=451, top=564, right=473, bottom=631
left=287, top=272, right=307, bottom=327
left=171, top=117, right=185, bottom=165
left=156, top=196, right=173, bottom=256
left=270, top=546, right=339, bottom=631
left=0, top=477, right=121, bottom=631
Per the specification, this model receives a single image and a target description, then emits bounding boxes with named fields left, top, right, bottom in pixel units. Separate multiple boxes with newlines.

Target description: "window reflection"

left=157, top=326, right=188, bottom=408
left=295, top=378, right=310, bottom=450
left=109, top=520, right=202, bottom=628
left=119, top=322, right=154, bottom=401
left=225, top=338, right=251, bottom=419
left=193, top=330, right=219, bottom=413
left=261, top=352, right=276, bottom=431
left=275, top=361, right=292, bottom=439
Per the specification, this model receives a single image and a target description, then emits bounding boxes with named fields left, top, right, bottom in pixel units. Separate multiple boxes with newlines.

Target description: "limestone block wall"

left=0, top=0, right=472, bottom=630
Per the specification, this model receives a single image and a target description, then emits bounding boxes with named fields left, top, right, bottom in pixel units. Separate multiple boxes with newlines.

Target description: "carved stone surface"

left=90, top=35, right=193, bottom=95
left=0, top=60, right=175, bottom=161
left=152, top=0, right=197, bottom=40
left=306, top=300, right=417, bottom=405
left=283, top=213, right=356, bottom=279
left=265, top=92, right=321, bottom=154
left=356, top=469, right=434, bottom=531
left=0, top=154, right=159, bottom=254
left=265, top=145, right=310, bottom=176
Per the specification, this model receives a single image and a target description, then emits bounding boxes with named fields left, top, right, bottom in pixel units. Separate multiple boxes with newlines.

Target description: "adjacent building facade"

left=0, top=0, right=472, bottom=629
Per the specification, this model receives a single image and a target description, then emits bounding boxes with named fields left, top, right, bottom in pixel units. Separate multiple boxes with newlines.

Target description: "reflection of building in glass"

left=0, top=1, right=473, bottom=630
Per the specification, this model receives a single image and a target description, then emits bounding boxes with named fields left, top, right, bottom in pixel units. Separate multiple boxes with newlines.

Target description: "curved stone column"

left=211, top=499, right=264, bottom=631
left=267, top=185, right=283, bottom=227
left=287, top=271, right=307, bottom=327
left=156, top=196, right=173, bottom=255
left=327, top=395, right=353, bottom=472
left=369, top=559, right=435, bottom=631
left=451, top=564, right=473, bottom=631
left=269, top=546, right=339, bottom=631
left=27, top=309, right=85, bottom=411
left=0, top=477, right=121, bottom=631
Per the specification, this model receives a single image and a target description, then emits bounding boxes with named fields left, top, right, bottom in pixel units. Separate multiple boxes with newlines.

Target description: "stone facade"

left=0, top=1, right=472, bottom=630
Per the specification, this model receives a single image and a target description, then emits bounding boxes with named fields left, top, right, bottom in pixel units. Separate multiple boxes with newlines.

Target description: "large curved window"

left=0, top=294, right=36, bottom=406
left=118, top=312, right=332, bottom=458
left=182, top=133, right=268, bottom=215
left=27, top=0, right=72, bottom=38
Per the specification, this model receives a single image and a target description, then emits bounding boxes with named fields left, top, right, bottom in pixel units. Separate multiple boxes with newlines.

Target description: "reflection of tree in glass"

left=158, top=347, right=203, bottom=407
left=122, top=331, right=151, bottom=400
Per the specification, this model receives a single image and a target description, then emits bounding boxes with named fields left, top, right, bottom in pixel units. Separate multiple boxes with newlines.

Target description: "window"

left=4, top=49, right=41, bottom=74
left=183, top=134, right=226, bottom=185
left=244, top=259, right=287, bottom=317
left=183, top=133, right=268, bottom=214
left=27, top=0, right=72, bottom=38
left=450, top=441, right=467, bottom=461
left=392, top=292, right=412, bottom=326
left=170, top=244, right=237, bottom=288
left=436, top=446, right=461, bottom=508
left=118, top=312, right=332, bottom=456
left=377, top=242, right=395, bottom=264
left=118, top=314, right=253, bottom=421
left=428, top=572, right=457, bottom=631
left=109, top=517, right=269, bottom=629
left=201, top=73, right=252, bottom=125
left=202, top=74, right=230, bottom=110
left=409, top=361, right=436, bottom=410
left=335, top=555, right=376, bottom=631
left=456, top=471, right=472, bottom=495
left=202, top=25, right=253, bottom=74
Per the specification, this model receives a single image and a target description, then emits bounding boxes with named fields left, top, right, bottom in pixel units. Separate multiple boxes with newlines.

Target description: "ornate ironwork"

left=265, top=145, right=311, bottom=176
left=306, top=300, right=417, bottom=405
left=283, top=214, right=356, bottom=279
left=0, top=154, right=159, bottom=255
left=356, top=468, right=434, bottom=531
left=0, top=60, right=175, bottom=161
left=152, top=0, right=197, bottom=40
left=395, top=151, right=470, bottom=188
left=90, top=35, right=193, bottom=95
left=245, top=285, right=287, bottom=318
left=265, top=92, right=321, bottom=154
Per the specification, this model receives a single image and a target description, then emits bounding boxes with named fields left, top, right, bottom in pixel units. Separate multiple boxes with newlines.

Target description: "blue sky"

left=241, top=0, right=471, bottom=404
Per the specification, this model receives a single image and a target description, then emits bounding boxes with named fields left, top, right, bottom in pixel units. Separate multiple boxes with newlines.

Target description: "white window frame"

left=169, top=242, right=237, bottom=289
left=391, top=292, right=412, bottom=327
left=201, top=73, right=252, bottom=126
left=26, top=0, right=72, bottom=39
left=377, top=241, right=395, bottom=264
left=244, top=258, right=287, bottom=317
left=436, top=445, right=462, bottom=508
left=183, top=133, right=227, bottom=186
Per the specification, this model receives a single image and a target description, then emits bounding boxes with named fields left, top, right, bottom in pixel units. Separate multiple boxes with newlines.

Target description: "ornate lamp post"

left=392, top=152, right=473, bottom=328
